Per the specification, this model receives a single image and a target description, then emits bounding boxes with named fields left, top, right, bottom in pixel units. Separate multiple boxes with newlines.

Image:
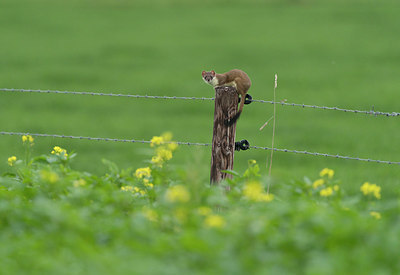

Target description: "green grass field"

left=1, top=0, right=399, bottom=190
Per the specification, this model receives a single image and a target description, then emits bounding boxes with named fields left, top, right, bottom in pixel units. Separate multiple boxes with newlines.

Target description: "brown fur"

left=202, top=69, right=251, bottom=125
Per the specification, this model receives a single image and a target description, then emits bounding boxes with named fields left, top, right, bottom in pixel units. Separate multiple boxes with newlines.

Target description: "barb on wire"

left=1, top=88, right=399, bottom=117
left=1, top=131, right=399, bottom=165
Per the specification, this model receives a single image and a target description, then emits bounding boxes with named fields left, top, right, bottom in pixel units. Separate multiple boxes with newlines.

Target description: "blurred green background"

left=1, top=0, right=399, bottom=193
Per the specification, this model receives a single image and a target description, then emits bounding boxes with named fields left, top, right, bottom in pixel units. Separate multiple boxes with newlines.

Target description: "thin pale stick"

left=259, top=116, right=274, bottom=131
left=267, top=74, right=278, bottom=193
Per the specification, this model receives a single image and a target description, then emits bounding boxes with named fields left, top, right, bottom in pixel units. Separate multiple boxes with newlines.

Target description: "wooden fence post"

left=210, top=86, right=238, bottom=186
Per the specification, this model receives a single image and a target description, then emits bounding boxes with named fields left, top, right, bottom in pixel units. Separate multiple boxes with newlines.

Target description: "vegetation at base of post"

left=0, top=132, right=398, bottom=274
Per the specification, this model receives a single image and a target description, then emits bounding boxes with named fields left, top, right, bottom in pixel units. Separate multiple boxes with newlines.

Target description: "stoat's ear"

left=202, top=71, right=206, bottom=77
left=211, top=70, right=216, bottom=76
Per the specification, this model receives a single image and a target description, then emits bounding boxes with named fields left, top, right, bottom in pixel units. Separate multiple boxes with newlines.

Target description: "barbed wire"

left=250, top=146, right=400, bottom=165
left=251, top=99, right=400, bottom=117
left=0, top=88, right=214, bottom=101
left=0, top=131, right=210, bottom=147
left=1, top=131, right=399, bottom=165
left=1, top=88, right=399, bottom=117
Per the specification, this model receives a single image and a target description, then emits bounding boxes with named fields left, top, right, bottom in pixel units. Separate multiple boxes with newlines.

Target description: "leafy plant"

left=0, top=134, right=398, bottom=274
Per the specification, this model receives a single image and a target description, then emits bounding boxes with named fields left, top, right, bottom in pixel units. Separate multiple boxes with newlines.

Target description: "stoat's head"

left=202, top=70, right=217, bottom=86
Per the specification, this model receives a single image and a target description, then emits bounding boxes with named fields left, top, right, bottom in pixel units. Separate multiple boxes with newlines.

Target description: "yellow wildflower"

left=7, top=156, right=17, bottom=167
left=312, top=179, right=325, bottom=189
left=143, top=178, right=154, bottom=188
left=40, top=170, right=59, bottom=183
left=360, top=182, right=381, bottom=199
left=135, top=167, right=151, bottom=179
left=167, top=142, right=178, bottom=152
left=73, top=179, right=86, bottom=187
left=320, top=187, right=333, bottom=197
left=243, top=181, right=273, bottom=202
left=22, top=135, right=34, bottom=144
left=51, top=146, right=68, bottom=157
left=373, top=186, right=381, bottom=200
left=370, top=211, right=381, bottom=220
left=150, top=136, right=164, bottom=147
left=121, top=186, right=146, bottom=196
left=197, top=206, right=212, bottom=216
left=204, top=215, right=226, bottom=229
left=143, top=208, right=158, bottom=222
left=243, top=181, right=263, bottom=201
left=360, top=182, right=370, bottom=195
left=165, top=185, right=190, bottom=203
left=144, top=182, right=154, bottom=189
left=320, top=168, right=334, bottom=179
left=151, top=155, right=163, bottom=166
left=248, top=160, right=257, bottom=165
left=333, top=185, right=339, bottom=191
left=161, top=132, right=173, bottom=142
left=121, top=186, right=134, bottom=192
left=259, top=193, right=274, bottom=202
left=157, top=148, right=172, bottom=161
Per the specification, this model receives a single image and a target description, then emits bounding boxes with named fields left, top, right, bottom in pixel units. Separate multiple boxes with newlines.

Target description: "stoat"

left=202, top=69, right=251, bottom=125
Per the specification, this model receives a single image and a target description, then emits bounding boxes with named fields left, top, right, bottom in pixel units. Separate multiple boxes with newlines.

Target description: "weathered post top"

left=210, top=86, right=238, bottom=186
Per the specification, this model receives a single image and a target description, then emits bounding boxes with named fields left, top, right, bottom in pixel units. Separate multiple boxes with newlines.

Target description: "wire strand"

left=1, top=131, right=399, bottom=165
left=1, top=88, right=399, bottom=117
left=250, top=146, right=400, bottom=165
left=0, top=88, right=214, bottom=101
left=0, top=131, right=210, bottom=147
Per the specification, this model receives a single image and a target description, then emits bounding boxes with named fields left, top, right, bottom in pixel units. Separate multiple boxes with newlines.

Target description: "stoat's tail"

left=225, top=97, right=245, bottom=126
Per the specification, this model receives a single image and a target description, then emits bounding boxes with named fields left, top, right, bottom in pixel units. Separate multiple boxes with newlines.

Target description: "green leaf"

left=31, top=156, right=49, bottom=164
left=221, top=170, right=241, bottom=177
left=102, top=159, right=120, bottom=174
